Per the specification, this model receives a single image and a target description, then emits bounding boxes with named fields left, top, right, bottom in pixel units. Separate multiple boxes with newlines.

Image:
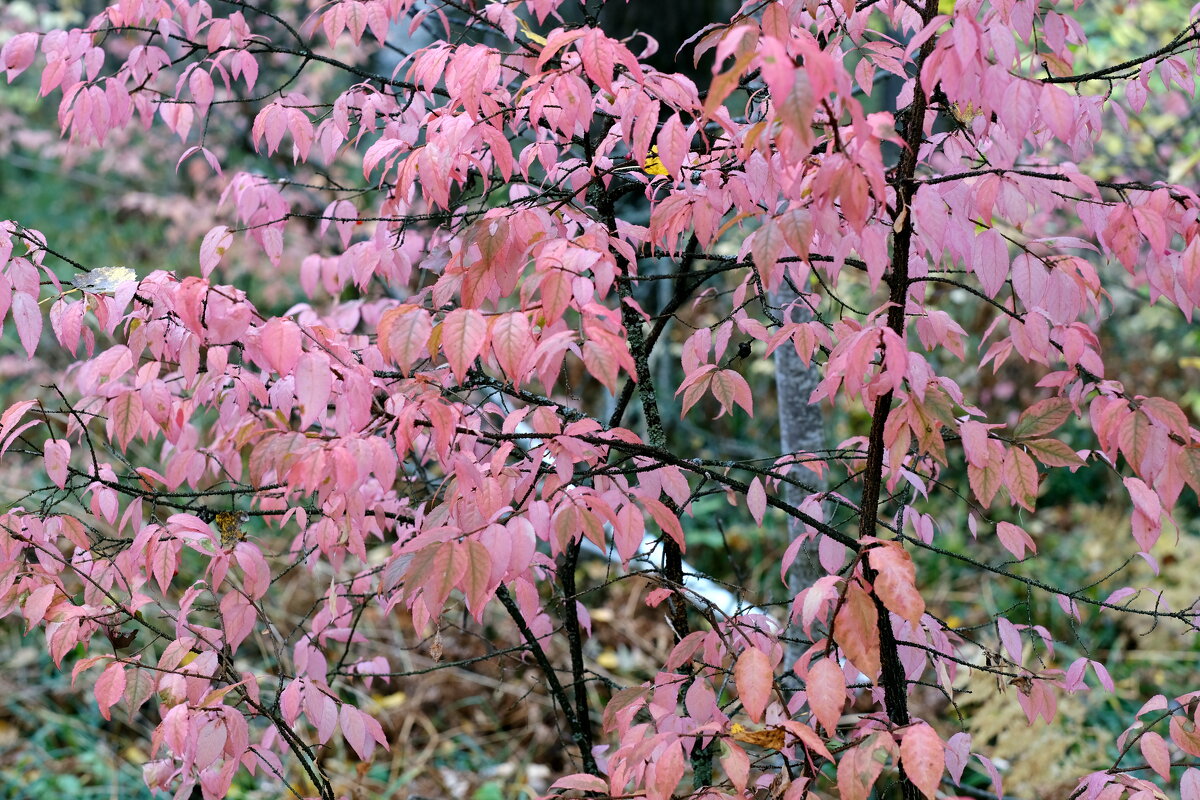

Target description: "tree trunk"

left=772, top=284, right=826, bottom=682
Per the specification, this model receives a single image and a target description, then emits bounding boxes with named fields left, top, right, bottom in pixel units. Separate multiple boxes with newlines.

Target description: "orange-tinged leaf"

left=837, top=734, right=890, bottom=800
left=806, top=657, right=846, bottom=734
left=834, top=582, right=880, bottom=679
left=722, top=742, right=750, bottom=794
left=490, top=311, right=531, bottom=380
left=378, top=305, right=432, bottom=375
left=968, top=460, right=1004, bottom=507
left=602, top=686, right=649, bottom=732
left=461, top=540, right=493, bottom=621
left=996, top=521, right=1036, bottom=560
left=260, top=317, right=302, bottom=376
left=1171, top=715, right=1200, bottom=758
left=710, top=369, right=753, bottom=417
left=1179, top=446, right=1200, bottom=495
left=703, top=51, right=755, bottom=119
left=900, top=723, right=944, bottom=800
left=734, top=647, right=773, bottom=723
left=868, top=542, right=925, bottom=627
left=441, top=308, right=487, bottom=382
left=1003, top=447, right=1040, bottom=510
left=109, top=392, right=143, bottom=452
left=1140, top=731, right=1171, bottom=779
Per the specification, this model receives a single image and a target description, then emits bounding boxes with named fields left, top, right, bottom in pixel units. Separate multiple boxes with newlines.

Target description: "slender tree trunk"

left=772, top=284, right=826, bottom=680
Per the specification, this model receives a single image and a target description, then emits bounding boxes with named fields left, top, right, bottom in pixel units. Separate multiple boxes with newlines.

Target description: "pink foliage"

left=0, top=0, right=1199, bottom=798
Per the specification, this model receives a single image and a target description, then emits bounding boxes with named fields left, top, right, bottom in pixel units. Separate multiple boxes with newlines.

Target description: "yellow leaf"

left=518, top=18, right=547, bottom=46
left=215, top=510, right=249, bottom=548
left=644, top=145, right=669, bottom=176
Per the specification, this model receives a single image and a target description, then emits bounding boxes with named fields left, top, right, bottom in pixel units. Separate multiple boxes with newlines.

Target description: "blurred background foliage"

left=1, top=0, right=1199, bottom=797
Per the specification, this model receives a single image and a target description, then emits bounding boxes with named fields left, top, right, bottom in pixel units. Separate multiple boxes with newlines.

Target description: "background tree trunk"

left=772, top=285, right=826, bottom=681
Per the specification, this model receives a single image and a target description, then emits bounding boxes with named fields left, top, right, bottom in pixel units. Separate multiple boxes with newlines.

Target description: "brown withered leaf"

left=729, top=722, right=787, bottom=751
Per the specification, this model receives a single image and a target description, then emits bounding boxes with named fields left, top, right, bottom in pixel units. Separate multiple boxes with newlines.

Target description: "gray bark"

left=772, top=284, right=827, bottom=679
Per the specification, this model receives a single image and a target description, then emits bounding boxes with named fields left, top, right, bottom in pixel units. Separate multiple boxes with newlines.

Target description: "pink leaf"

left=900, top=723, right=944, bottom=800
left=23, top=582, right=56, bottom=630
left=806, top=657, right=846, bottom=734
left=2, top=32, right=38, bottom=82
left=95, top=661, right=126, bottom=721
left=199, top=226, right=232, bottom=278
left=339, top=703, right=375, bottom=760
left=995, top=521, right=1036, bottom=561
left=710, top=369, right=753, bottom=417
left=1041, top=83, right=1075, bottom=141
left=747, top=477, right=767, bottom=526
left=378, top=305, right=432, bottom=375
left=11, top=292, right=41, bottom=358
left=44, top=439, right=69, bottom=488
left=656, top=114, right=689, bottom=177
left=295, top=351, right=332, bottom=430
left=550, top=774, right=610, bottom=793
left=734, top=647, right=773, bottom=723
left=221, top=591, right=257, bottom=652
left=1140, top=731, right=1171, bottom=779
left=1183, top=767, right=1200, bottom=800
left=260, top=317, right=303, bottom=376
left=108, top=392, right=143, bottom=452
left=441, top=308, right=487, bottom=382
left=834, top=581, right=881, bottom=679
left=971, top=229, right=1009, bottom=298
